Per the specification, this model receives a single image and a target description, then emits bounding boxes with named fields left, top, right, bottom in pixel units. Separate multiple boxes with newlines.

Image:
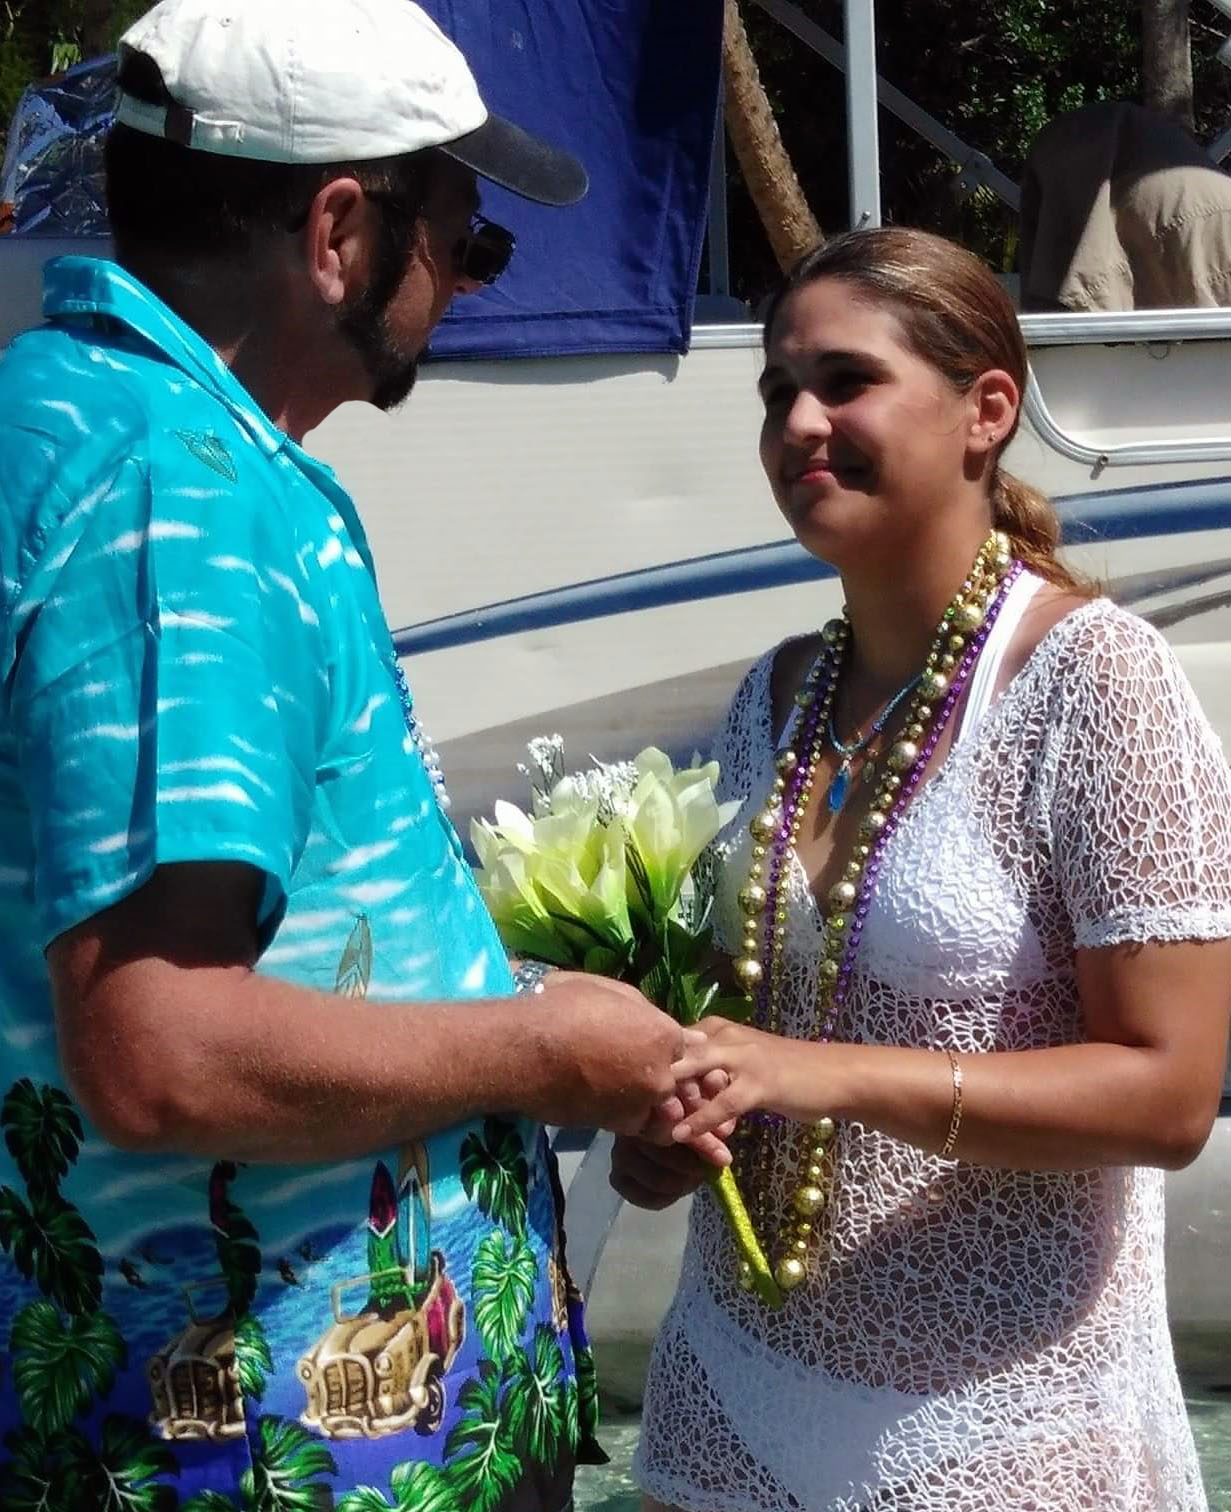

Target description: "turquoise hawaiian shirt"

left=0, top=258, right=595, bottom=1510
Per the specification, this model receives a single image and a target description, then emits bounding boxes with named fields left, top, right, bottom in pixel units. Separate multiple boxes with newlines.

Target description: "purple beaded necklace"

left=787, top=561, right=1023, bottom=1039
left=730, top=537, right=1022, bottom=1297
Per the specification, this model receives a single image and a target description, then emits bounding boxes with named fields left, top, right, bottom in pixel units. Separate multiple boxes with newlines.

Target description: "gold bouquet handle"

left=706, top=1163, right=784, bottom=1309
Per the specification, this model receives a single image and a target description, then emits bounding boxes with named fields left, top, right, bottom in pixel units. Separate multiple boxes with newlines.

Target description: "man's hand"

left=523, top=972, right=702, bottom=1135
left=47, top=863, right=727, bottom=1165
left=610, top=1133, right=712, bottom=1210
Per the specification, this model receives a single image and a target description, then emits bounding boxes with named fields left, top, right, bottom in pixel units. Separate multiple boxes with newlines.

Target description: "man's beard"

left=337, top=209, right=424, bottom=412
left=337, top=283, right=420, bottom=413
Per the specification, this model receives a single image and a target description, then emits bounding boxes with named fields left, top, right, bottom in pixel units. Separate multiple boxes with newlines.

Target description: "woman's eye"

left=825, top=370, right=867, bottom=399
left=761, top=384, right=795, bottom=411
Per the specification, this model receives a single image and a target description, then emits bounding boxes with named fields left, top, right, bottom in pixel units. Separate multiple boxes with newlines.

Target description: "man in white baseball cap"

left=0, top=3, right=722, bottom=1508
left=105, top=0, right=586, bottom=414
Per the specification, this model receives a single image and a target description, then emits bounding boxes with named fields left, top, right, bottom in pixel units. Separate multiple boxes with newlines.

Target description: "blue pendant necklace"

left=825, top=672, right=920, bottom=813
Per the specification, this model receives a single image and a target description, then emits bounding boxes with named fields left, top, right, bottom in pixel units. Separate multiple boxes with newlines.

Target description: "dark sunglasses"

left=453, top=215, right=516, bottom=286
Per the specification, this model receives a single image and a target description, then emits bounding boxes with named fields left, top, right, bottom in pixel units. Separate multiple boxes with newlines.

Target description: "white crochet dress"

left=635, top=588, right=1231, bottom=1512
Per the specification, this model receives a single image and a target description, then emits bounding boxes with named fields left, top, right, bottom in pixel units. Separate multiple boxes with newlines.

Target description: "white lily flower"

left=475, top=847, right=573, bottom=965
left=624, top=759, right=728, bottom=919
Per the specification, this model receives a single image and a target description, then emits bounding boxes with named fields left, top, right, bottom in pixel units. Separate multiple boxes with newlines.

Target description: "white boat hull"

left=3, top=241, right=1228, bottom=1346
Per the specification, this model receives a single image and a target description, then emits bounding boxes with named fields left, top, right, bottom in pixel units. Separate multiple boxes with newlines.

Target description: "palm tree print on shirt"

left=0, top=1079, right=178, bottom=1510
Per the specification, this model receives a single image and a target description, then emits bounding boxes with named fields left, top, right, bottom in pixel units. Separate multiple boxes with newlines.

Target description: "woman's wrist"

left=769, top=1038, right=862, bottom=1125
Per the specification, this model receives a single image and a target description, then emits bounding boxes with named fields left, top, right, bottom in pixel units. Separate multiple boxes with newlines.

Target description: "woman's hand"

left=668, top=939, right=1231, bottom=1171
left=666, top=1016, right=825, bottom=1142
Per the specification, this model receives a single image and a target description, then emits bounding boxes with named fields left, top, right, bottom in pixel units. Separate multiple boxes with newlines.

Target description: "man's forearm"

left=57, top=959, right=548, bottom=1162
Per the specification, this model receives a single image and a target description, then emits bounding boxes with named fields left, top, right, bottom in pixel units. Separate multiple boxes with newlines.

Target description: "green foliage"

left=472, top=1230, right=537, bottom=1360
left=10, top=1298, right=126, bottom=1436
left=573, top=1337, right=601, bottom=1453
left=639, top=909, right=749, bottom=1026
left=561, top=1375, right=580, bottom=1456
left=234, top=1312, right=273, bottom=1402
left=209, top=1160, right=262, bottom=1317
left=502, top=1326, right=566, bottom=1472
left=0, top=1081, right=161, bottom=1510
left=443, top=1360, right=520, bottom=1512
left=59, top=1415, right=179, bottom=1512
left=335, top=1461, right=458, bottom=1512
left=334, top=1493, right=395, bottom=1512
left=727, top=0, right=1231, bottom=291
left=181, top=1495, right=242, bottom=1512
left=0, top=1, right=148, bottom=155
left=0, top=1182, right=103, bottom=1314
left=387, top=1462, right=457, bottom=1512
left=0, top=1424, right=72, bottom=1512
left=243, top=1416, right=338, bottom=1512
left=458, top=1119, right=528, bottom=1238
left=2, top=1079, right=83, bottom=1194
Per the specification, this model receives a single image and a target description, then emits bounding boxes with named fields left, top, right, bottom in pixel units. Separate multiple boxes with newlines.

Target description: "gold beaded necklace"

left=730, top=531, right=1018, bottom=1299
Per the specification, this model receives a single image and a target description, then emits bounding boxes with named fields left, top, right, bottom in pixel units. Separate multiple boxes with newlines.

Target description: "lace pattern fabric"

left=636, top=598, right=1231, bottom=1512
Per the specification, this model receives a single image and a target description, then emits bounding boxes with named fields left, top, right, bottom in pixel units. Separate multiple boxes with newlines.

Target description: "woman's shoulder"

left=1027, top=593, right=1175, bottom=674
left=1022, top=592, right=1209, bottom=732
left=717, top=633, right=825, bottom=753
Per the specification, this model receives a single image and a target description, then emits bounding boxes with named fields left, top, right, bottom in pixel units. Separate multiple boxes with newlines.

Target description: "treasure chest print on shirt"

left=0, top=913, right=593, bottom=1509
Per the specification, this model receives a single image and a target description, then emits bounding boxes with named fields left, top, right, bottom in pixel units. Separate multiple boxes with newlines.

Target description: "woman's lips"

left=786, top=459, right=866, bottom=487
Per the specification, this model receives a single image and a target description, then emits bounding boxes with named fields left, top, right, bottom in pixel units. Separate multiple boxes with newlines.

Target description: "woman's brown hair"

left=763, top=227, right=1090, bottom=594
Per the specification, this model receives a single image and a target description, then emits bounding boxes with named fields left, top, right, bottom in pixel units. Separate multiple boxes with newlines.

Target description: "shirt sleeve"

left=4, top=436, right=325, bottom=948
left=1047, top=606, right=1231, bottom=949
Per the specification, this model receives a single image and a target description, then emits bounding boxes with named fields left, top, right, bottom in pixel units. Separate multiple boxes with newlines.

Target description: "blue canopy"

left=421, top=0, right=724, bottom=359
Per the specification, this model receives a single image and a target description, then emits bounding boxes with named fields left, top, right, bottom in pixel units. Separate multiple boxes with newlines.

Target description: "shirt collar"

left=41, top=256, right=382, bottom=589
left=42, top=256, right=289, bottom=457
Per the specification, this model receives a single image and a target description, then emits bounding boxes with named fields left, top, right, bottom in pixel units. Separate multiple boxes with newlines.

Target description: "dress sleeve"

left=1047, top=606, right=1231, bottom=948
left=3, top=441, right=325, bottom=948
left=709, top=651, right=774, bottom=800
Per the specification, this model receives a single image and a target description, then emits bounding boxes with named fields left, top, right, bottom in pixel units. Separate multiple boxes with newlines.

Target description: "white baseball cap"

left=113, top=0, right=587, bottom=205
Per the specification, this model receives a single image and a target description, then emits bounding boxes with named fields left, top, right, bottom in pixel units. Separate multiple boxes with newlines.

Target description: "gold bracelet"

left=938, top=1048, right=964, bottom=1159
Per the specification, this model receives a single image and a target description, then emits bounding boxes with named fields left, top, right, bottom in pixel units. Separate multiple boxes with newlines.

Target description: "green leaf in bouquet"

left=624, top=839, right=655, bottom=919
left=582, top=945, right=624, bottom=977
left=637, top=958, right=672, bottom=1011
left=663, top=917, right=705, bottom=970
left=671, top=970, right=710, bottom=1027
left=708, top=994, right=754, bottom=1024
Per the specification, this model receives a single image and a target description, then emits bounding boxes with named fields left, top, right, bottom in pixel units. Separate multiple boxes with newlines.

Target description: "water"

left=1190, top=1384, right=1231, bottom=1512
left=575, top=1381, right=1231, bottom=1512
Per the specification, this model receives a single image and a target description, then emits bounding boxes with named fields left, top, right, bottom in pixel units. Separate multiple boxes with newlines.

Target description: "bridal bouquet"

left=472, top=737, right=783, bottom=1306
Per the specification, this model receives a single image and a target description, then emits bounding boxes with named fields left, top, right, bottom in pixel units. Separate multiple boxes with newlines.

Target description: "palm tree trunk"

left=722, top=0, right=822, bottom=271
left=1141, top=0, right=1194, bottom=132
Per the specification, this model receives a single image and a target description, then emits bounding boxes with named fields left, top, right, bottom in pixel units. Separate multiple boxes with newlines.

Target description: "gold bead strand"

left=754, top=532, right=1019, bottom=1296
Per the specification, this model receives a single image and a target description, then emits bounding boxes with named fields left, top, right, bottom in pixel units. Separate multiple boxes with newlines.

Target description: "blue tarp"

left=2, top=2, right=723, bottom=359
left=420, top=0, right=724, bottom=359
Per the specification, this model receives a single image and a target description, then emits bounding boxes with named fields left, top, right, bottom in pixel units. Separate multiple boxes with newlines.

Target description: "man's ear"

left=967, top=368, right=1020, bottom=454
left=303, top=177, right=370, bottom=307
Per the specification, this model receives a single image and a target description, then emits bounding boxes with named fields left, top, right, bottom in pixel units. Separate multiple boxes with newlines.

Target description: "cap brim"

left=440, top=114, right=588, bottom=207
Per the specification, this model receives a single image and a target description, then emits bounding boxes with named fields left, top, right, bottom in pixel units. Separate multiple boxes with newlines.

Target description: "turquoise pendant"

left=827, top=761, right=851, bottom=814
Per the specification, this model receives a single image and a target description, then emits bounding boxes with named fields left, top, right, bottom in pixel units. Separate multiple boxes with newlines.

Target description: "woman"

left=613, top=228, right=1231, bottom=1512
